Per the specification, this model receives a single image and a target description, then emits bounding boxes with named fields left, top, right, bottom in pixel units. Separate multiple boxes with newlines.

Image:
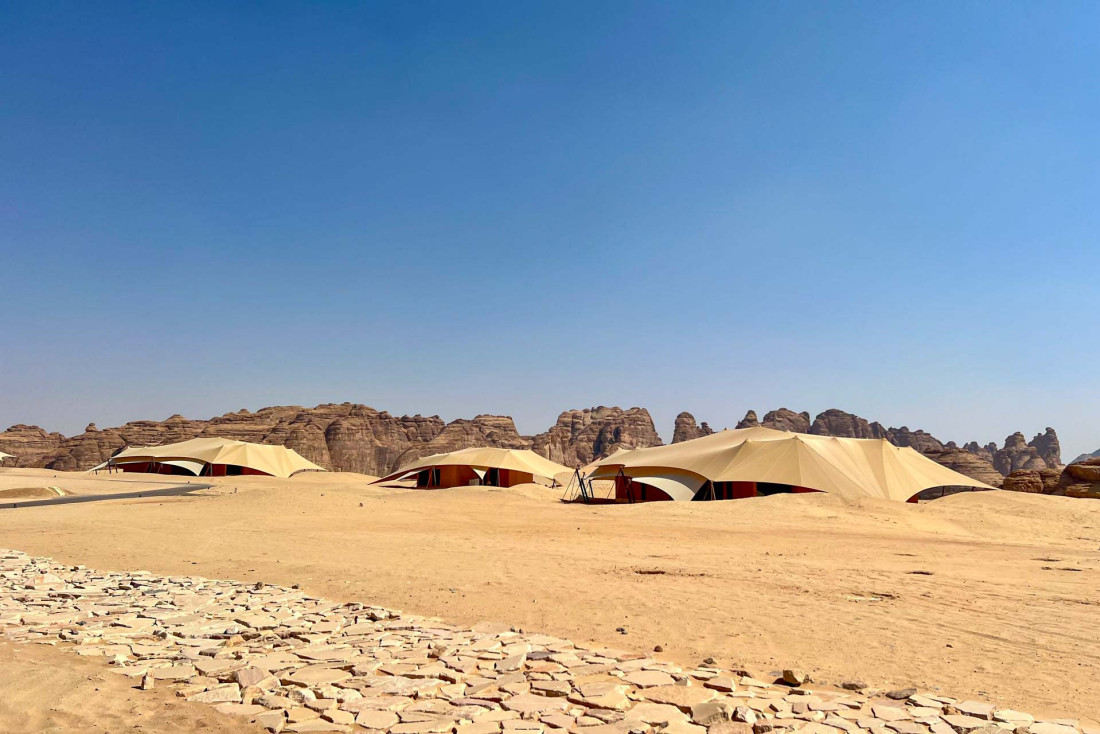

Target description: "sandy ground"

left=0, top=638, right=261, bottom=733
left=0, top=467, right=1097, bottom=728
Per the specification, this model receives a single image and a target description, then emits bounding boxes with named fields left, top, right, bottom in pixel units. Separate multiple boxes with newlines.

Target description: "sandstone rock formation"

left=672, top=412, right=714, bottom=444
left=734, top=410, right=759, bottom=429
left=962, top=441, right=997, bottom=465
left=1, top=404, right=459, bottom=476
left=920, top=447, right=1006, bottom=489
left=809, top=409, right=888, bottom=440
left=1054, top=458, right=1100, bottom=499
left=531, top=407, right=662, bottom=467
left=393, top=415, right=530, bottom=468
left=992, top=432, right=1050, bottom=475
left=0, top=424, right=66, bottom=467
left=883, top=426, right=945, bottom=455
left=1001, top=460, right=1098, bottom=499
left=1001, top=468, right=1062, bottom=495
left=1028, top=428, right=1061, bottom=468
left=686, top=407, right=1068, bottom=488
left=1064, top=459, right=1100, bottom=483
left=734, top=408, right=810, bottom=433
left=2, top=401, right=1066, bottom=490
left=1, top=403, right=665, bottom=476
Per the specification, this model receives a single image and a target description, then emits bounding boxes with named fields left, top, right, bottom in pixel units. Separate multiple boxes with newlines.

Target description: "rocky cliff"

left=0, top=403, right=664, bottom=476
left=0, top=424, right=66, bottom=467
left=2, top=402, right=1070, bottom=490
left=531, top=407, right=662, bottom=467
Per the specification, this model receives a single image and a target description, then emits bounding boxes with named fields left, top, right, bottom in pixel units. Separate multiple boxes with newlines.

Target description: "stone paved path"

left=0, top=549, right=1091, bottom=734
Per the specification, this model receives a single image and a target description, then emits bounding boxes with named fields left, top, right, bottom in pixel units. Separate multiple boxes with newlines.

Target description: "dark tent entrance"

left=707, top=481, right=819, bottom=499
left=614, top=475, right=673, bottom=502
left=614, top=475, right=819, bottom=503
left=116, top=461, right=271, bottom=477
left=116, top=461, right=195, bottom=477
left=414, top=465, right=534, bottom=489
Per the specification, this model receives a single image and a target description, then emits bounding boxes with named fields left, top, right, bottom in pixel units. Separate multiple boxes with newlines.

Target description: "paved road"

left=0, top=483, right=214, bottom=509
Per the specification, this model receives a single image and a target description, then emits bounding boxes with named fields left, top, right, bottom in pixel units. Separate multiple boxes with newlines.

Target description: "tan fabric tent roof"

left=109, top=437, right=325, bottom=479
left=586, top=426, right=995, bottom=502
left=376, top=447, right=572, bottom=484
left=0, top=451, right=13, bottom=462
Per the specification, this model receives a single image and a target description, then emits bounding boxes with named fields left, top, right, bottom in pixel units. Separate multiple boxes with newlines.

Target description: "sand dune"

left=0, top=467, right=1096, bottom=726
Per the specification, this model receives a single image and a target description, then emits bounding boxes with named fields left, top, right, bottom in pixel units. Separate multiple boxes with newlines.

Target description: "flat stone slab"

left=285, top=666, right=352, bottom=686
left=502, top=693, right=569, bottom=714
left=625, top=670, right=676, bottom=688
left=641, top=685, right=717, bottom=712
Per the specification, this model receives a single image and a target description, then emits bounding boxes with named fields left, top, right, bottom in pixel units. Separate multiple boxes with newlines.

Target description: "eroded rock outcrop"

left=962, top=441, right=997, bottom=465
left=1002, top=468, right=1062, bottom=495
left=761, top=409, right=812, bottom=433
left=672, top=412, right=714, bottom=444
left=531, top=407, right=662, bottom=467
left=710, top=407, right=1069, bottom=487
left=3, top=403, right=666, bottom=476
left=393, top=415, right=531, bottom=467
left=809, top=410, right=887, bottom=439
left=1055, top=458, right=1100, bottom=499
left=735, top=410, right=760, bottom=429
left=2, top=405, right=462, bottom=476
left=993, top=432, right=1049, bottom=475
left=921, top=448, right=1006, bottom=488
left=3, top=401, right=1067, bottom=487
left=1028, top=428, right=1062, bottom=468
left=734, top=408, right=810, bottom=433
left=0, top=425, right=65, bottom=467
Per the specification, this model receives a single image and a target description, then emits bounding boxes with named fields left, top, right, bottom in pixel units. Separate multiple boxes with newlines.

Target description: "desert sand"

left=0, top=637, right=261, bottom=733
left=0, top=467, right=1096, bottom=727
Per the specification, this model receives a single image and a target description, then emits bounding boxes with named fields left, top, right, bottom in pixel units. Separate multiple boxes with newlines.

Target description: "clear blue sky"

left=1, top=2, right=1097, bottom=459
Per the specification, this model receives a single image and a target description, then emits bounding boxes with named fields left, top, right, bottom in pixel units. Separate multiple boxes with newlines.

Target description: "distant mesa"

left=0, top=402, right=1077, bottom=497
